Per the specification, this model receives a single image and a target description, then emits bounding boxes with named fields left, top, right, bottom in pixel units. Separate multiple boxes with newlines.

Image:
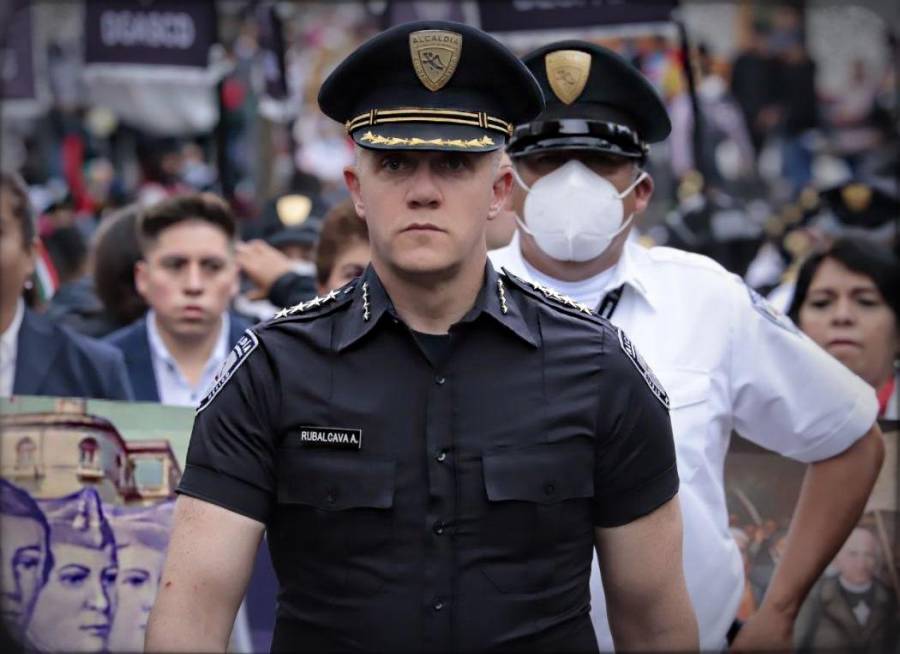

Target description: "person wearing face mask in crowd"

left=788, top=237, right=899, bottom=420
left=489, top=40, right=885, bottom=651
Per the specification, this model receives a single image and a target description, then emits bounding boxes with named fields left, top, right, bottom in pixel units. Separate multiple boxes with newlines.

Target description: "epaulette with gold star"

left=500, top=268, right=606, bottom=326
left=268, top=282, right=357, bottom=323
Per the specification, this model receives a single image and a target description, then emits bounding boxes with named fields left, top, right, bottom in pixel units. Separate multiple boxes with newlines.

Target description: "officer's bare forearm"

left=595, top=497, right=699, bottom=651
left=145, top=496, right=264, bottom=651
left=762, top=423, right=884, bottom=618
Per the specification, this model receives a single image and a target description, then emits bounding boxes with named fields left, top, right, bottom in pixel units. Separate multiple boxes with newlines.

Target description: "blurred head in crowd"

left=92, top=205, right=148, bottom=329
left=134, top=193, right=239, bottom=343
left=0, top=172, right=37, bottom=329
left=107, top=503, right=172, bottom=652
left=0, top=480, right=52, bottom=638
left=315, top=198, right=370, bottom=294
left=788, top=237, right=899, bottom=390
left=833, top=526, right=880, bottom=588
left=43, top=226, right=88, bottom=286
left=486, top=152, right=518, bottom=251
left=26, top=489, right=117, bottom=652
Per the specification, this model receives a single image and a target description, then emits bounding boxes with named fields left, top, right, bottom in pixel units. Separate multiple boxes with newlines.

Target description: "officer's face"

left=798, top=257, right=899, bottom=389
left=135, top=219, right=239, bottom=340
left=344, top=149, right=510, bottom=278
left=511, top=151, right=651, bottom=220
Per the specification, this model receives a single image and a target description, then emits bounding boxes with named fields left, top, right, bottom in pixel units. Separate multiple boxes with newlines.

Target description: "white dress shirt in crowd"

left=146, top=310, right=230, bottom=408
left=491, top=234, right=878, bottom=651
left=0, top=298, right=25, bottom=398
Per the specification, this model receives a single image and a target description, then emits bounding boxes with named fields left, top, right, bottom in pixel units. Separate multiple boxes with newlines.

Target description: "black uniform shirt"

left=178, top=263, right=678, bottom=652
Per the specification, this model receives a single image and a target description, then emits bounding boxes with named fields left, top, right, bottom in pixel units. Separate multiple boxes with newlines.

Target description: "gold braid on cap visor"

left=345, top=108, right=514, bottom=138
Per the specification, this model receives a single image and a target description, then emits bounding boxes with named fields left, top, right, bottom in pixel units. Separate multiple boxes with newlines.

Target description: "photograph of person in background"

left=795, top=525, right=899, bottom=652
left=25, top=487, right=118, bottom=652
left=0, top=479, right=51, bottom=642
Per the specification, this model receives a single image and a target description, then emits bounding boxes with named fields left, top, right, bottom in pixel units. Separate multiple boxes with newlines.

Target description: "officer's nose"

left=405, top=166, right=442, bottom=210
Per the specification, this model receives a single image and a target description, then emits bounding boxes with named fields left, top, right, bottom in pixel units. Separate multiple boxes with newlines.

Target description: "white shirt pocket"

left=657, top=368, right=712, bottom=483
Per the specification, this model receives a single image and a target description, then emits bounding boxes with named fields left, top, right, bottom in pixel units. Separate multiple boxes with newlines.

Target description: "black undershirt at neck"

left=410, top=329, right=452, bottom=367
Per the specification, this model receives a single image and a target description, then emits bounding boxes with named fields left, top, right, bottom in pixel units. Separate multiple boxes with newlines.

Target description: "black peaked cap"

left=319, top=21, right=544, bottom=152
left=508, top=40, right=671, bottom=159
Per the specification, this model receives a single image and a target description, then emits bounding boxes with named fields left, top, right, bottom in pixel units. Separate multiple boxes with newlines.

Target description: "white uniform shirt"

left=0, top=299, right=25, bottom=397
left=146, top=310, right=230, bottom=408
left=490, top=235, right=878, bottom=650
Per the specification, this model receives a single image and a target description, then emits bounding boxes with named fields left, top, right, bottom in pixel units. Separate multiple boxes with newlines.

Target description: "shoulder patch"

left=746, top=285, right=799, bottom=334
left=196, top=329, right=259, bottom=414
left=617, top=328, right=670, bottom=409
left=501, top=268, right=595, bottom=317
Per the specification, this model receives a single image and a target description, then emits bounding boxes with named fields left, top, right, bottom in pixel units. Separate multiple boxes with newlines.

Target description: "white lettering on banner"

left=100, top=11, right=196, bottom=50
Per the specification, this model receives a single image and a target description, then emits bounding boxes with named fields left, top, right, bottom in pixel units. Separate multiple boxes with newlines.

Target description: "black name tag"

left=298, top=427, right=362, bottom=450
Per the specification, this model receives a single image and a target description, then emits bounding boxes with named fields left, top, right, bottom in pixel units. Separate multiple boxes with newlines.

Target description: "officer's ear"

left=488, top=153, right=513, bottom=220
left=343, top=164, right=366, bottom=220
left=134, top=259, right=149, bottom=300
left=633, top=170, right=654, bottom=215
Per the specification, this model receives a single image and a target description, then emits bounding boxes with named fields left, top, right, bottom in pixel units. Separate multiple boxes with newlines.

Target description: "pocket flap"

left=277, top=453, right=395, bottom=510
left=657, top=369, right=710, bottom=410
left=483, top=441, right=593, bottom=505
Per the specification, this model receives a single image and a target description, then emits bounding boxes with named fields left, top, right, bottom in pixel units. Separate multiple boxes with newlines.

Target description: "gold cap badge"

left=545, top=50, right=591, bottom=105
left=409, top=30, right=462, bottom=92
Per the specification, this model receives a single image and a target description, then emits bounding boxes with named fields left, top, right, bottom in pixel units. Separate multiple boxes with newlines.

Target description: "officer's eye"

left=854, top=292, right=883, bottom=308
left=201, top=258, right=226, bottom=273
left=379, top=155, right=408, bottom=172
left=160, top=257, right=188, bottom=271
left=439, top=154, right=469, bottom=172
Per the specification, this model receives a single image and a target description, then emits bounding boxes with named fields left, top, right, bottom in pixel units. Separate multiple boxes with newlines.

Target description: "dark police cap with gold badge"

left=318, top=21, right=544, bottom=152
left=507, top=40, right=671, bottom=162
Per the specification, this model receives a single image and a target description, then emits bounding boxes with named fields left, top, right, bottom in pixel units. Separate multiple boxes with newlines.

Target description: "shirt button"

left=433, top=521, right=445, bottom=535
left=326, top=489, right=337, bottom=504
left=544, top=482, right=556, bottom=496
left=433, top=601, right=444, bottom=611
left=435, top=375, right=446, bottom=385
left=435, top=450, right=447, bottom=463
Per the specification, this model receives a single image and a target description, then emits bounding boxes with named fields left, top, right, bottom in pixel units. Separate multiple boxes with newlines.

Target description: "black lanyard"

left=597, top=284, right=625, bottom=320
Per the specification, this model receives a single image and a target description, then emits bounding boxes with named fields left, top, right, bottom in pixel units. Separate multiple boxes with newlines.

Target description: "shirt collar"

left=335, top=262, right=539, bottom=351
left=607, top=240, right=658, bottom=311
left=0, top=298, right=25, bottom=358
left=146, top=309, right=231, bottom=371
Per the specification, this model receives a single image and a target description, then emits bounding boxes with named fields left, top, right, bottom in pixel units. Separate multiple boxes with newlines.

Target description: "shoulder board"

left=501, top=268, right=606, bottom=326
left=268, top=283, right=357, bottom=324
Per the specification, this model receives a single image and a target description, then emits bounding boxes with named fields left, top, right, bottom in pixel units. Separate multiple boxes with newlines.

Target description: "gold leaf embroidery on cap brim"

left=359, top=131, right=495, bottom=148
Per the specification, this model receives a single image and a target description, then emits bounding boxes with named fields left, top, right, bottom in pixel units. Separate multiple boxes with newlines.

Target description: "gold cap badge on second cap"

left=409, top=30, right=462, bottom=92
left=545, top=50, right=591, bottom=104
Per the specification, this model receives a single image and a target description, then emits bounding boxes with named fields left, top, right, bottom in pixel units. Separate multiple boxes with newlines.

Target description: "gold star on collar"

left=528, top=281, right=593, bottom=315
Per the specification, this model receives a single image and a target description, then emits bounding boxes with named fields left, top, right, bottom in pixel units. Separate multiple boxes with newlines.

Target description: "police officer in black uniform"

left=146, top=21, right=697, bottom=653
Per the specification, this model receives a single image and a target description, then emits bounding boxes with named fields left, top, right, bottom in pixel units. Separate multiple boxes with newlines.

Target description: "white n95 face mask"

left=513, top=159, right=647, bottom=262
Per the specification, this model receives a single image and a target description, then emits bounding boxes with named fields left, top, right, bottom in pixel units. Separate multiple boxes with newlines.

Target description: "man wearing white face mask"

left=490, top=40, right=884, bottom=652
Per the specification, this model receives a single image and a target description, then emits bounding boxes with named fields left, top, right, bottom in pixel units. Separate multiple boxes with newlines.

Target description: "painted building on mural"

left=0, top=398, right=181, bottom=504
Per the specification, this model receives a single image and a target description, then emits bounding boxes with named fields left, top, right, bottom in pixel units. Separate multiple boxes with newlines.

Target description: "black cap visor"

left=351, top=122, right=504, bottom=152
left=508, top=119, right=646, bottom=159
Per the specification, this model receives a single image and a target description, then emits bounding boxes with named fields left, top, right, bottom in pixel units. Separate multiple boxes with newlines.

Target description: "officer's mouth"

left=79, top=623, right=110, bottom=636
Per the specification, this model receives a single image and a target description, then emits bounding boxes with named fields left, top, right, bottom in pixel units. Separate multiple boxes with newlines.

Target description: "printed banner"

left=725, top=419, right=900, bottom=650
left=477, top=0, right=678, bottom=32
left=84, top=0, right=216, bottom=68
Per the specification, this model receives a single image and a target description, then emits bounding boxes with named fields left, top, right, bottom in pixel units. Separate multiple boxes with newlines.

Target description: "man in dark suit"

left=105, top=193, right=250, bottom=406
left=1, top=171, right=132, bottom=401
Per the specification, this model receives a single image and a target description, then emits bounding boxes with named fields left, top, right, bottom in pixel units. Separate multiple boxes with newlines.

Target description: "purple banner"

left=0, top=3, right=35, bottom=101
left=477, top=0, right=678, bottom=32
left=84, top=0, right=216, bottom=68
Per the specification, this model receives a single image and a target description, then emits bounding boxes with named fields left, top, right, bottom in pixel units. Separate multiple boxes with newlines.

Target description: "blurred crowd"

left=0, top=3, right=897, bottom=404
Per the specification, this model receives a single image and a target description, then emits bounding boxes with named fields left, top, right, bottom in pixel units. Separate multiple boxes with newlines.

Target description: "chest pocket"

left=657, top=369, right=711, bottom=483
left=479, top=440, right=594, bottom=594
left=273, top=451, right=396, bottom=595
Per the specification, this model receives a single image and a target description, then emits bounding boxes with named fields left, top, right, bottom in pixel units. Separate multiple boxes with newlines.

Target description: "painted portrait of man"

left=0, top=479, right=52, bottom=640
left=25, top=487, right=118, bottom=652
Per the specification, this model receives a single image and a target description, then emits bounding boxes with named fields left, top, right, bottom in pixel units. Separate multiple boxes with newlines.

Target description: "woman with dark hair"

left=0, top=171, right=132, bottom=400
left=788, top=237, right=899, bottom=418
left=91, top=204, right=148, bottom=332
